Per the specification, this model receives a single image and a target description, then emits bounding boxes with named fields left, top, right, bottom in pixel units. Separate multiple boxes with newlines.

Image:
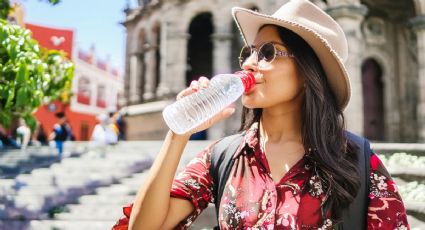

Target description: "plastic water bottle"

left=163, top=71, right=255, bottom=134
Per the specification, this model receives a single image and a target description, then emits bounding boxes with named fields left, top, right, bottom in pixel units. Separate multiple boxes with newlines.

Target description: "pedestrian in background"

left=16, top=118, right=31, bottom=150
left=91, top=113, right=118, bottom=146
left=49, top=112, right=73, bottom=158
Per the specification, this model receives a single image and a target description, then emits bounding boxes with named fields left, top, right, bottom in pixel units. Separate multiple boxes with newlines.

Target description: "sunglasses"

left=238, top=41, right=294, bottom=69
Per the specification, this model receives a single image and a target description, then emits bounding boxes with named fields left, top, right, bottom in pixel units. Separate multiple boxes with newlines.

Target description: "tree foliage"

left=0, top=19, right=74, bottom=130
left=0, top=0, right=61, bottom=20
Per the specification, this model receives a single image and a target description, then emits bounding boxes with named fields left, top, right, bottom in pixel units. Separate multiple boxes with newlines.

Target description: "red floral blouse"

left=113, top=123, right=409, bottom=229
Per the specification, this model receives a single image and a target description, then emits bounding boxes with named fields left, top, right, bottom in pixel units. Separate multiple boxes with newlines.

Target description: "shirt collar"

left=232, top=122, right=259, bottom=159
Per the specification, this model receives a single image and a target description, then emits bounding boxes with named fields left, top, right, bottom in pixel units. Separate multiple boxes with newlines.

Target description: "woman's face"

left=241, top=25, right=305, bottom=110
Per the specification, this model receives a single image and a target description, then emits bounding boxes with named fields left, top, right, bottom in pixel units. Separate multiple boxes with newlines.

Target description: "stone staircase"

left=0, top=146, right=60, bottom=179
left=0, top=142, right=157, bottom=230
left=38, top=141, right=214, bottom=230
left=1, top=141, right=425, bottom=229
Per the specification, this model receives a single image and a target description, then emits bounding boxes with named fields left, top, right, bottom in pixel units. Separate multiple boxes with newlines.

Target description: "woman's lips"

left=255, top=75, right=264, bottom=84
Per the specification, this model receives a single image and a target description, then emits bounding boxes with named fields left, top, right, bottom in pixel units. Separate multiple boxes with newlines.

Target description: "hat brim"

left=232, top=7, right=351, bottom=110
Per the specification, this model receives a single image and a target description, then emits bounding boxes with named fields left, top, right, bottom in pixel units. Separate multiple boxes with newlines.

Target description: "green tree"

left=0, top=0, right=61, bottom=20
left=0, top=19, right=74, bottom=130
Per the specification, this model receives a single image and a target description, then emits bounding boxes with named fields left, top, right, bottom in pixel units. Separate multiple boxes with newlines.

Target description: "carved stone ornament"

left=362, top=16, right=386, bottom=45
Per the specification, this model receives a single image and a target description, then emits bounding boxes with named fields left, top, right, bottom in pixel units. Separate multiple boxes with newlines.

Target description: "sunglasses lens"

left=259, top=43, right=275, bottom=62
left=239, top=46, right=252, bottom=66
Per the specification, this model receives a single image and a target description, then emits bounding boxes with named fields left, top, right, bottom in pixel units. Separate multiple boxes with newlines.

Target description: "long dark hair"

left=239, top=25, right=360, bottom=221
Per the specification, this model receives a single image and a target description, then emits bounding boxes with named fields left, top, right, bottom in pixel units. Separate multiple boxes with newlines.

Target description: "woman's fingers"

left=198, top=77, right=209, bottom=88
left=189, top=80, right=199, bottom=91
left=175, top=77, right=210, bottom=100
left=176, top=87, right=193, bottom=100
left=176, top=81, right=198, bottom=100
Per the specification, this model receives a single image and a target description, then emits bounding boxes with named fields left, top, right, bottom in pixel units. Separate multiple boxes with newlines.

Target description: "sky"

left=19, top=0, right=138, bottom=72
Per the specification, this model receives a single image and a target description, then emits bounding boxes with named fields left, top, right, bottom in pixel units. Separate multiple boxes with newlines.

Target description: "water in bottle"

left=162, top=71, right=255, bottom=134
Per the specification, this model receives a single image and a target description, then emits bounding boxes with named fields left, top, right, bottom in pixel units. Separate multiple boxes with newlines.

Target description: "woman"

left=114, top=0, right=409, bottom=229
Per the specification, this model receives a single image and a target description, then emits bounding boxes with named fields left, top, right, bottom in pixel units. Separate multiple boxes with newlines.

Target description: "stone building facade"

left=122, top=0, right=425, bottom=142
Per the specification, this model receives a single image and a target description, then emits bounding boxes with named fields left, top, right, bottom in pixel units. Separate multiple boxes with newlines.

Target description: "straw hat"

left=232, top=0, right=351, bottom=109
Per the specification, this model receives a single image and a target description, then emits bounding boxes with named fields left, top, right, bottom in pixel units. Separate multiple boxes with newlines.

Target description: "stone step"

left=29, top=220, right=116, bottom=230
left=389, top=166, right=425, bottom=177
left=379, top=153, right=425, bottom=177
left=405, top=201, right=425, bottom=214
left=407, top=215, right=425, bottom=230
left=15, top=172, right=121, bottom=187
left=77, top=194, right=135, bottom=205
left=14, top=157, right=152, bottom=186
left=55, top=204, right=124, bottom=221
left=94, top=184, right=136, bottom=196
left=4, top=153, right=152, bottom=219
left=0, top=147, right=62, bottom=179
left=0, top=178, right=16, bottom=190
left=113, top=172, right=149, bottom=186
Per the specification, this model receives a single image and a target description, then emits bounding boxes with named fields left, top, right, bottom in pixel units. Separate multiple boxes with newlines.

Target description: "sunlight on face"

left=241, top=25, right=304, bottom=111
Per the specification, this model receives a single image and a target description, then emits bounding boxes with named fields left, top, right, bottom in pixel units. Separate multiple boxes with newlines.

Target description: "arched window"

left=97, top=85, right=106, bottom=108
left=77, top=77, right=91, bottom=105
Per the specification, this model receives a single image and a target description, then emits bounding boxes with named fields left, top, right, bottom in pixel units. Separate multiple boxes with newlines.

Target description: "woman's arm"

left=128, top=77, right=236, bottom=230
left=128, top=131, right=192, bottom=230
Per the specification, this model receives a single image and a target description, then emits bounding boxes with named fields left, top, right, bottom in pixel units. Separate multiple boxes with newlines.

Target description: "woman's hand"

left=174, top=76, right=236, bottom=136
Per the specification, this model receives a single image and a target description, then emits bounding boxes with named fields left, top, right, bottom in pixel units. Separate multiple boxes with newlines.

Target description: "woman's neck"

left=260, top=105, right=303, bottom=144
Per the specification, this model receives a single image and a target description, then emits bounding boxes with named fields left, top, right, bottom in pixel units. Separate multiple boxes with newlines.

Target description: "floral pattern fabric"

left=112, top=123, right=409, bottom=229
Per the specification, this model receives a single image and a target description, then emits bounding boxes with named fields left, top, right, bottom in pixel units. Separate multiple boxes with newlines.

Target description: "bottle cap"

left=235, top=71, right=255, bottom=93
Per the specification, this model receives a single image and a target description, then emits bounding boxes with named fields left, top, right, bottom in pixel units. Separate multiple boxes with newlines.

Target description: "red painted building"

left=25, top=23, right=74, bottom=59
left=26, top=23, right=123, bottom=141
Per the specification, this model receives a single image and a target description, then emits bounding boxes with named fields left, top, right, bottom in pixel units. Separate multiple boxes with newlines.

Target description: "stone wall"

left=122, top=0, right=425, bottom=142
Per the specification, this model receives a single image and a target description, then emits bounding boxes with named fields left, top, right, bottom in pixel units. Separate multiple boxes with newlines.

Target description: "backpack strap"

left=336, top=131, right=372, bottom=230
left=210, top=133, right=244, bottom=227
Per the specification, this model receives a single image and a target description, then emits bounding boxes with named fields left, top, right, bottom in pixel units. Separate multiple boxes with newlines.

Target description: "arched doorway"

left=362, top=58, right=384, bottom=141
left=186, top=12, right=213, bottom=140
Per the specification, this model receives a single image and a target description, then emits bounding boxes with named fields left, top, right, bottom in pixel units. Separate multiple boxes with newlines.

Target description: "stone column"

left=409, top=15, right=425, bottom=141
left=156, top=20, right=190, bottom=98
left=143, top=44, right=156, bottom=101
left=129, top=55, right=139, bottom=103
left=211, top=32, right=233, bottom=75
left=208, top=32, right=234, bottom=140
left=124, top=26, right=132, bottom=106
left=326, top=4, right=368, bottom=135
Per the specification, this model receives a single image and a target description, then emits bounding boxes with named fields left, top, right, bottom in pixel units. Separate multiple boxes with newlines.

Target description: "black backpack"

left=54, top=124, right=69, bottom=141
left=210, top=131, right=371, bottom=230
